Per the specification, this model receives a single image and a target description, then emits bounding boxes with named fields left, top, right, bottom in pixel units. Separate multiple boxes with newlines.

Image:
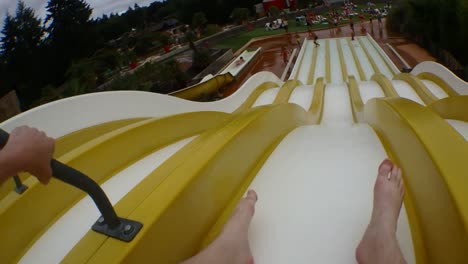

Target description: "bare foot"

left=356, top=159, right=406, bottom=264
left=182, top=190, right=257, bottom=264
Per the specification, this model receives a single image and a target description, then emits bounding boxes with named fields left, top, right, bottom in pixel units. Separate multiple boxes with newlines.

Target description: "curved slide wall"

left=412, top=61, right=468, bottom=95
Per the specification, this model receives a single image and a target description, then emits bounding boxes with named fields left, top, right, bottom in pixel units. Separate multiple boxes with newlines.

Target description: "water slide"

left=2, top=36, right=468, bottom=264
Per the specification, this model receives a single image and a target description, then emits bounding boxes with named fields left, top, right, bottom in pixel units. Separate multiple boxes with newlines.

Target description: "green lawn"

left=215, top=24, right=326, bottom=51
left=215, top=3, right=386, bottom=52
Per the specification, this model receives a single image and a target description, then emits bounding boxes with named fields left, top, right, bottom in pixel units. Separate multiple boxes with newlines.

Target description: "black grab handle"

left=0, top=128, right=142, bottom=242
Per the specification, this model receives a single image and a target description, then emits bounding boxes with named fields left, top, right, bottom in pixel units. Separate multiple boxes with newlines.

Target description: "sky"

left=0, top=0, right=159, bottom=23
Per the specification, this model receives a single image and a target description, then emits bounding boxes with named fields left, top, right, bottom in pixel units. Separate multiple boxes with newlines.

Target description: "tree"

left=192, top=12, right=207, bottom=32
left=269, top=6, right=281, bottom=17
left=45, top=0, right=93, bottom=84
left=230, top=8, right=251, bottom=24
left=0, top=1, right=45, bottom=105
left=387, top=0, right=467, bottom=77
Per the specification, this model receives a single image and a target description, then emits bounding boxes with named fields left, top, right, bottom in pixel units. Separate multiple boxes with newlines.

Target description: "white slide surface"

left=329, top=39, right=343, bottom=84
left=313, top=40, right=326, bottom=84
left=351, top=40, right=374, bottom=81
left=359, top=81, right=385, bottom=104
left=253, top=87, right=281, bottom=107
left=392, top=80, right=425, bottom=105
left=341, top=38, right=361, bottom=81
left=247, top=125, right=415, bottom=264
left=321, top=84, right=353, bottom=126
left=289, top=85, right=314, bottom=111
left=360, top=37, right=394, bottom=79
left=445, top=120, right=468, bottom=141
left=421, top=80, right=448, bottom=99
left=297, top=41, right=314, bottom=84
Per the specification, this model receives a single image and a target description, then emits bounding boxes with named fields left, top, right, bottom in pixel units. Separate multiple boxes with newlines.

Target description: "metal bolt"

left=123, top=224, right=134, bottom=235
left=98, top=216, right=105, bottom=225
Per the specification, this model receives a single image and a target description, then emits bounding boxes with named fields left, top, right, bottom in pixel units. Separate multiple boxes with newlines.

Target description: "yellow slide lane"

left=347, top=75, right=364, bottom=123
left=307, top=45, right=319, bottom=85
left=273, top=80, right=302, bottom=104
left=357, top=37, right=381, bottom=75
left=1, top=112, right=229, bottom=263
left=417, top=72, right=459, bottom=96
left=65, top=104, right=313, bottom=263
left=309, top=77, right=325, bottom=124
left=234, top=82, right=280, bottom=112
left=371, top=73, right=398, bottom=97
left=394, top=73, right=438, bottom=105
left=365, top=97, right=468, bottom=264
left=325, top=39, right=331, bottom=83
left=429, top=95, right=468, bottom=122
left=336, top=38, right=348, bottom=83
left=347, top=38, right=366, bottom=81
left=170, top=73, right=235, bottom=101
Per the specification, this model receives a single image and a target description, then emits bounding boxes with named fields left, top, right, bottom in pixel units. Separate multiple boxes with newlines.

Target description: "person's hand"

left=1, top=126, right=55, bottom=184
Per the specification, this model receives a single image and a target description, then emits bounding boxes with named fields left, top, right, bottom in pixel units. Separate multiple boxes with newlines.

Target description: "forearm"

left=0, top=150, right=20, bottom=185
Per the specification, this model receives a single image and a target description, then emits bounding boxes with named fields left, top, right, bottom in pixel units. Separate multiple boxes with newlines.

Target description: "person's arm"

left=0, top=126, right=55, bottom=185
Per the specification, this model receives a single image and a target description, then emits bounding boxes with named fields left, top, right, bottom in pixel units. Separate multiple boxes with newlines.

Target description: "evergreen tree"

left=45, top=0, right=93, bottom=83
left=0, top=1, right=44, bottom=105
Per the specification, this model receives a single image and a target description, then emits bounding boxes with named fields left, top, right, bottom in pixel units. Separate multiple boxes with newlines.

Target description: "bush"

left=134, top=35, right=153, bottom=56
left=192, top=49, right=212, bottom=71
left=231, top=8, right=250, bottom=25
left=269, top=6, right=281, bottom=17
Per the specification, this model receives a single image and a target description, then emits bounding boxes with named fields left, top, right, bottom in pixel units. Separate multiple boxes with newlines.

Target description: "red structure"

left=263, top=0, right=296, bottom=12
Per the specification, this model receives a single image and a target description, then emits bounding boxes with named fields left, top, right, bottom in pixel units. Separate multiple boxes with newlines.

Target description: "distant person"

left=377, top=14, right=383, bottom=29
left=235, top=57, right=245, bottom=67
left=308, top=28, right=314, bottom=39
left=314, top=34, right=320, bottom=47
left=358, top=14, right=365, bottom=28
left=295, top=32, right=302, bottom=46
left=349, top=18, right=355, bottom=33
left=283, top=18, right=289, bottom=33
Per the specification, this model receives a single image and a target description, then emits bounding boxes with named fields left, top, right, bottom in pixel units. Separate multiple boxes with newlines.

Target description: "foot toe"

left=378, top=159, right=393, bottom=179
left=246, top=190, right=257, bottom=202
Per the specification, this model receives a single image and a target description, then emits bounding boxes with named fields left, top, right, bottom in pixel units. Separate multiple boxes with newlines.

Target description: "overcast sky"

left=0, top=0, right=159, bottom=23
